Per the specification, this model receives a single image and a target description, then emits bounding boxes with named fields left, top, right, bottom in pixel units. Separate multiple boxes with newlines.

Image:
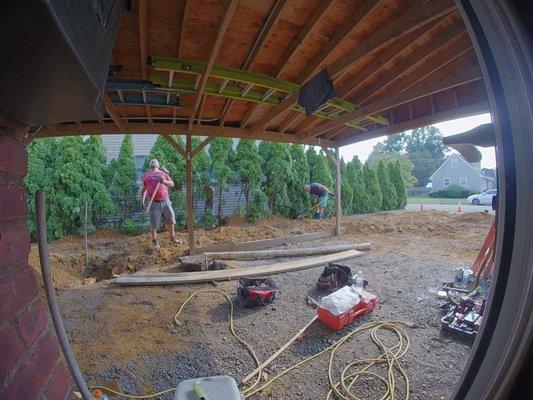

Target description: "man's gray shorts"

left=149, top=199, right=176, bottom=229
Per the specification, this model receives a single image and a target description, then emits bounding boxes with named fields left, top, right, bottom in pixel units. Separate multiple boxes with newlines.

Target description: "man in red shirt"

left=141, top=159, right=180, bottom=250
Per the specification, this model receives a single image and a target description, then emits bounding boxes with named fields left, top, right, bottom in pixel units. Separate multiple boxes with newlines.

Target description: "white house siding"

left=430, top=153, right=494, bottom=193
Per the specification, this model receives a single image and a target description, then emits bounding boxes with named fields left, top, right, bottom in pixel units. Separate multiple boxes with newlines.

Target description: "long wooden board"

left=115, top=250, right=361, bottom=286
left=205, top=243, right=371, bottom=260
left=195, top=229, right=336, bottom=253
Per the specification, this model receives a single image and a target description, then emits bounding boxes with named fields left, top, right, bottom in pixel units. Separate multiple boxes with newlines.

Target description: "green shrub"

left=429, top=184, right=471, bottom=198
left=202, top=208, right=217, bottom=229
left=122, top=218, right=142, bottom=236
left=376, top=160, right=397, bottom=211
left=248, top=187, right=269, bottom=222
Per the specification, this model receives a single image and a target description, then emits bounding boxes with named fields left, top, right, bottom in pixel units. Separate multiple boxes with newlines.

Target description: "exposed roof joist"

left=188, top=0, right=239, bottom=130
left=249, top=0, right=456, bottom=133
left=240, top=0, right=335, bottom=127
left=300, top=64, right=482, bottom=139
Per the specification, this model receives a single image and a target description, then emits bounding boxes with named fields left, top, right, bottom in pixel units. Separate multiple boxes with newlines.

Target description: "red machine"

left=317, top=291, right=379, bottom=331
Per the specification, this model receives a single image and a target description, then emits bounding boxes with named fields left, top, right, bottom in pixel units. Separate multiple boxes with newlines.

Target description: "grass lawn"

left=407, top=197, right=468, bottom=204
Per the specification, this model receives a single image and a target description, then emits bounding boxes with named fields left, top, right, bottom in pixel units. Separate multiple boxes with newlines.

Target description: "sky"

left=339, top=113, right=496, bottom=169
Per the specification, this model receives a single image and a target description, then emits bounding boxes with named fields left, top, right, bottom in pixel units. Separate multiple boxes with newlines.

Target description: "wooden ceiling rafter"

left=103, top=93, right=126, bottom=131
left=353, top=19, right=466, bottom=105
left=300, top=64, right=482, bottom=139
left=220, top=0, right=287, bottom=126
left=249, top=0, right=456, bottom=134
left=35, top=122, right=336, bottom=147
left=188, top=0, right=239, bottom=131
left=240, top=0, right=335, bottom=128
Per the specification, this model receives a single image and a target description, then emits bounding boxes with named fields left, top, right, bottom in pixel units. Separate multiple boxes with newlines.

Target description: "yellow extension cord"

left=91, top=289, right=412, bottom=399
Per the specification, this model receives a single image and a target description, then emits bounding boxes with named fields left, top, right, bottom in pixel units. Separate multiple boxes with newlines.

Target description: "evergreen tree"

left=110, top=135, right=138, bottom=224
left=260, top=142, right=293, bottom=214
left=389, top=160, right=407, bottom=209
left=191, top=136, right=212, bottom=211
left=376, top=160, right=397, bottom=211
left=83, top=136, right=114, bottom=228
left=363, top=163, right=382, bottom=212
left=346, top=161, right=373, bottom=214
left=367, top=152, right=417, bottom=186
left=25, top=138, right=58, bottom=239
left=341, top=177, right=353, bottom=215
left=287, top=144, right=310, bottom=218
left=234, top=139, right=262, bottom=214
left=209, top=138, right=235, bottom=220
left=311, top=154, right=333, bottom=188
left=248, top=187, right=269, bottom=222
left=306, top=147, right=319, bottom=182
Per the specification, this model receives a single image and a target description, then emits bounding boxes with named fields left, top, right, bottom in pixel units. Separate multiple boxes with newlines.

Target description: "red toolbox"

left=317, top=290, right=379, bottom=331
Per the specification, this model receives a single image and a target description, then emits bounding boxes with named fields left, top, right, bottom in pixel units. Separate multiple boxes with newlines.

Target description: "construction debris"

left=179, top=254, right=228, bottom=272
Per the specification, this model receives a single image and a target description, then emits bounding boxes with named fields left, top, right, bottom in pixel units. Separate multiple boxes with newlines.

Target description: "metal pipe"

left=35, top=191, right=93, bottom=400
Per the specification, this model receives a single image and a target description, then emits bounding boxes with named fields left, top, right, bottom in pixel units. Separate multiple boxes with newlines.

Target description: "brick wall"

left=0, top=130, right=76, bottom=400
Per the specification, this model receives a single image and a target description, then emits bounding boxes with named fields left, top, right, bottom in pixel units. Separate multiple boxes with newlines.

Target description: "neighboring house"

left=101, top=134, right=245, bottom=218
left=428, top=153, right=495, bottom=193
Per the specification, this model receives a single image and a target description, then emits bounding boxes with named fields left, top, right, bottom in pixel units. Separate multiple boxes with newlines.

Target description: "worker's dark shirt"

left=310, top=183, right=329, bottom=197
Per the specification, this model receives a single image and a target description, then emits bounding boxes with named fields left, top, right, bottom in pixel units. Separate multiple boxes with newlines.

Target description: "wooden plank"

left=162, top=134, right=186, bottom=158
left=336, top=101, right=489, bottom=147
left=35, top=122, right=336, bottom=147
left=302, top=65, right=482, bottom=138
left=115, top=249, right=362, bottom=286
left=103, top=93, right=125, bottom=131
left=221, top=0, right=287, bottom=125
left=138, top=0, right=148, bottom=79
left=188, top=0, right=239, bottom=130
left=240, top=0, right=335, bottom=127
left=334, top=147, right=341, bottom=235
left=205, top=243, right=370, bottom=259
left=191, top=136, right=213, bottom=158
left=185, top=134, right=194, bottom=254
left=249, top=0, right=456, bottom=133
left=196, top=229, right=336, bottom=253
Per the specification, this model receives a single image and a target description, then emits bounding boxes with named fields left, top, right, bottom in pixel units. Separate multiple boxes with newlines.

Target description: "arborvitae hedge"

left=377, top=160, right=398, bottom=211
left=389, top=160, right=407, bottom=209
left=363, top=163, right=382, bottom=212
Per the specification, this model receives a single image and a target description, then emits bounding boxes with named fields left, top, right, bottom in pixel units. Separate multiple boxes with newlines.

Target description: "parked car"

left=467, top=189, right=497, bottom=205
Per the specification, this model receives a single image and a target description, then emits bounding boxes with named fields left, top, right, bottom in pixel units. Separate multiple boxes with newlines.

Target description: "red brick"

left=16, top=300, right=47, bottom=348
left=0, top=135, right=27, bottom=177
left=45, top=364, right=71, bottom=400
left=0, top=267, right=39, bottom=321
left=0, top=327, right=23, bottom=382
left=0, top=221, right=30, bottom=268
left=0, top=184, right=28, bottom=222
left=4, top=331, right=59, bottom=400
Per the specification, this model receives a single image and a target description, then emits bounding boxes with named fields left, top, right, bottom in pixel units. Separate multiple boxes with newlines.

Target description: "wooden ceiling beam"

left=162, top=134, right=186, bottom=158
left=335, top=101, right=489, bottom=147
left=353, top=20, right=465, bottom=105
left=188, top=0, right=239, bottom=131
left=240, top=0, right=335, bottom=128
left=300, top=64, right=482, bottom=139
left=103, top=93, right=126, bottom=131
left=138, top=0, right=148, bottom=80
left=35, top=122, right=335, bottom=147
left=191, top=136, right=214, bottom=157
left=249, top=0, right=455, bottom=133
left=296, top=0, right=382, bottom=84
left=221, top=0, right=287, bottom=125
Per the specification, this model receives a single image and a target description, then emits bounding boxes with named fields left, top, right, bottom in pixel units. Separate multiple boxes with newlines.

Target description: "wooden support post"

left=335, top=147, right=341, bottom=236
left=185, top=134, right=195, bottom=254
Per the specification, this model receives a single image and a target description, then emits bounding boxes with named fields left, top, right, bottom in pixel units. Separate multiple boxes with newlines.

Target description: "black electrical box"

left=0, top=0, right=125, bottom=125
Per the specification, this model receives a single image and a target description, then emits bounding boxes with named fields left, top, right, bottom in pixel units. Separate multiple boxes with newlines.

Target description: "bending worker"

left=303, top=182, right=332, bottom=219
left=141, top=159, right=180, bottom=250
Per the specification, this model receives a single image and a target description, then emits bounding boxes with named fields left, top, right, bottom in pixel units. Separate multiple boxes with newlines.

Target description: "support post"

left=185, top=134, right=195, bottom=254
left=335, top=148, right=341, bottom=235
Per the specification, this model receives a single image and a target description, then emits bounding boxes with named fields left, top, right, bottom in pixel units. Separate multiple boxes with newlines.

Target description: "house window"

left=443, top=178, right=451, bottom=187
left=451, top=157, right=458, bottom=168
left=460, top=177, right=468, bottom=187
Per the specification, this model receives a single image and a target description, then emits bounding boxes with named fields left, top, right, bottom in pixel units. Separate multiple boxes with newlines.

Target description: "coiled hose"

left=94, top=289, right=411, bottom=399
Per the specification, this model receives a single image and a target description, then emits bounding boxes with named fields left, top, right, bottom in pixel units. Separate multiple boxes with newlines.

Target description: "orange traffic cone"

left=419, top=203, right=424, bottom=211
left=457, top=202, right=463, bottom=213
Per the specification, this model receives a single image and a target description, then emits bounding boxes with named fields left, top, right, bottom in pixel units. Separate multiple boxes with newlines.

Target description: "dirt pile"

left=28, top=211, right=494, bottom=288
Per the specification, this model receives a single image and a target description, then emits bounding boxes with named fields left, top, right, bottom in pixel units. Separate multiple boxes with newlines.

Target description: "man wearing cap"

left=141, top=159, right=180, bottom=250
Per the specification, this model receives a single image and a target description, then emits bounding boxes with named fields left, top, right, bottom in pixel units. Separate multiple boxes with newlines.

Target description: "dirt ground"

left=30, top=210, right=494, bottom=399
